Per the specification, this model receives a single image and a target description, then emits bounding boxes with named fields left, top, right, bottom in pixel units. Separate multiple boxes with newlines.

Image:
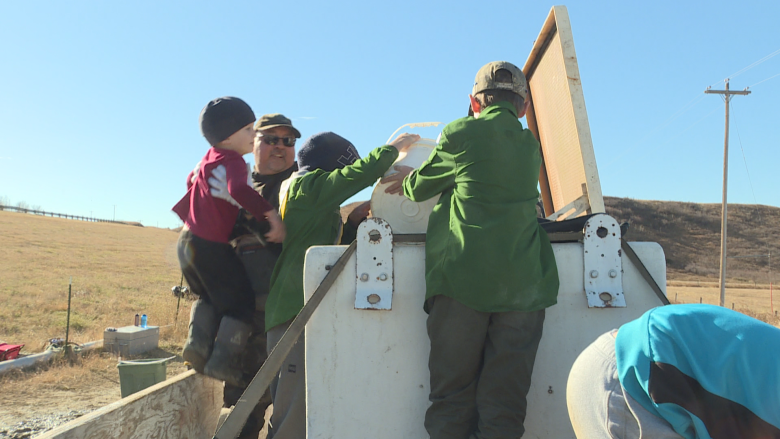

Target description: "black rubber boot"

left=181, top=300, right=218, bottom=373
left=204, top=316, right=252, bottom=387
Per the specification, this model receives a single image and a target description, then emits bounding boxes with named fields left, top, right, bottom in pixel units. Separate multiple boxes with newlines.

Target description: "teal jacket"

left=617, top=304, right=780, bottom=438
left=403, top=102, right=559, bottom=312
left=265, top=145, right=399, bottom=331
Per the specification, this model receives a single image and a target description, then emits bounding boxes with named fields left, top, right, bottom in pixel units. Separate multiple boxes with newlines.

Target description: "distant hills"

left=344, top=197, right=780, bottom=284
left=605, top=197, right=778, bottom=284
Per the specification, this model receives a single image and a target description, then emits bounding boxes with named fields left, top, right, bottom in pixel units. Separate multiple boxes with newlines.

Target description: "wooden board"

left=37, top=370, right=223, bottom=439
left=523, top=5, right=605, bottom=219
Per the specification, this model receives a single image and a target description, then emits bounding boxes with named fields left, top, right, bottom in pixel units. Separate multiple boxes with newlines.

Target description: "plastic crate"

left=0, top=343, right=24, bottom=361
left=117, top=358, right=170, bottom=398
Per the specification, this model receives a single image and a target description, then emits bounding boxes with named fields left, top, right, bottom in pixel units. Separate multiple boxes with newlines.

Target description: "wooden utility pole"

left=705, top=79, right=750, bottom=307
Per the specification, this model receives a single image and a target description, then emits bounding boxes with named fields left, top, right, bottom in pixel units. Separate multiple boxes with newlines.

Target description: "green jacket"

left=265, top=145, right=399, bottom=331
left=403, top=102, right=559, bottom=313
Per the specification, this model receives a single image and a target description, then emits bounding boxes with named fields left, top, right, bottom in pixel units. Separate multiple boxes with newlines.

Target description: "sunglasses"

left=257, top=134, right=296, bottom=147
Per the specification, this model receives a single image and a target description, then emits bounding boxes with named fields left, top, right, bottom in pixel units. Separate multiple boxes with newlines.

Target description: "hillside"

left=605, top=197, right=778, bottom=283
left=0, top=210, right=185, bottom=350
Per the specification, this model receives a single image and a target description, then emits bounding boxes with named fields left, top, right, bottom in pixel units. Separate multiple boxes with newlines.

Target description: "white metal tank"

left=303, top=217, right=667, bottom=438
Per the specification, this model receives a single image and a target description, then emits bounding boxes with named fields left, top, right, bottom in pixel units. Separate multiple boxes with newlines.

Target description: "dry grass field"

left=1, top=210, right=187, bottom=349
left=668, top=285, right=780, bottom=325
left=0, top=210, right=190, bottom=431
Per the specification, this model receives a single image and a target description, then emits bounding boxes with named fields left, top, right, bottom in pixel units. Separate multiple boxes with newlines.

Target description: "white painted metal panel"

left=304, top=243, right=429, bottom=439
left=304, top=241, right=666, bottom=439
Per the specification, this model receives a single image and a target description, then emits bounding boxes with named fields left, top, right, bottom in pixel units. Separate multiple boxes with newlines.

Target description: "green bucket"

left=117, top=357, right=172, bottom=398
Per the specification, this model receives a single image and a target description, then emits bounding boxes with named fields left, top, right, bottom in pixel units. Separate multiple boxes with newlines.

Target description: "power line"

left=672, top=105, right=722, bottom=137
left=602, top=93, right=708, bottom=168
left=729, top=102, right=761, bottom=211
left=748, top=72, right=780, bottom=88
left=708, top=47, right=780, bottom=88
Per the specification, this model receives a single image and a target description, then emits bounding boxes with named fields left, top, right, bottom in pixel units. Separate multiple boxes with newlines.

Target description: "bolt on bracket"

left=583, top=214, right=625, bottom=308
left=355, top=218, right=394, bottom=310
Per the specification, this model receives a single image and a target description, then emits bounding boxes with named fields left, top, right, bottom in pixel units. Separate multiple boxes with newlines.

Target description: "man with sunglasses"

left=212, top=113, right=301, bottom=439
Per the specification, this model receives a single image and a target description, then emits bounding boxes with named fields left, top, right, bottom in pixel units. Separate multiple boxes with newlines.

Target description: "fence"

left=0, top=204, right=130, bottom=225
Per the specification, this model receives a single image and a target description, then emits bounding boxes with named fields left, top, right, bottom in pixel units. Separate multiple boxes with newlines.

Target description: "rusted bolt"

left=367, top=294, right=381, bottom=304
left=360, top=273, right=369, bottom=282
left=590, top=270, right=598, bottom=278
left=368, top=230, right=381, bottom=242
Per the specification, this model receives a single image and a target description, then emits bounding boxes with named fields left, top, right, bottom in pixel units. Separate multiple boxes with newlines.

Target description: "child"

left=172, top=96, right=285, bottom=387
left=388, top=61, right=560, bottom=438
left=264, top=131, right=419, bottom=438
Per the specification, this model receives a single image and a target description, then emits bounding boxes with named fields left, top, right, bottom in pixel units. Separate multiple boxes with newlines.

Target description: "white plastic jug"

left=371, top=123, right=443, bottom=234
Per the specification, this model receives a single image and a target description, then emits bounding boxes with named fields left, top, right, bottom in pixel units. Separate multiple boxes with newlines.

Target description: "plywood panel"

left=37, top=370, right=223, bottom=439
left=524, top=6, right=605, bottom=218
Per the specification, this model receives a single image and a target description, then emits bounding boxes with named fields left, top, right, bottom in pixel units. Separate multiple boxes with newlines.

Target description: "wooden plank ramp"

left=37, top=370, right=222, bottom=439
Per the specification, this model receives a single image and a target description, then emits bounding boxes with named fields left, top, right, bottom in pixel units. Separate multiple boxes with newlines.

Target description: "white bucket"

left=371, top=137, right=440, bottom=234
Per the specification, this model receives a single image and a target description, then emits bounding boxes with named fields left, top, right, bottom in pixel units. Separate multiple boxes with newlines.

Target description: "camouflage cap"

left=472, top=61, right=528, bottom=100
left=254, top=113, right=301, bottom=138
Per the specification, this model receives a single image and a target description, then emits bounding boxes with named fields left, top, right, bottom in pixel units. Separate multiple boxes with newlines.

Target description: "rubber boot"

left=182, top=300, right=218, bottom=373
left=204, top=316, right=252, bottom=387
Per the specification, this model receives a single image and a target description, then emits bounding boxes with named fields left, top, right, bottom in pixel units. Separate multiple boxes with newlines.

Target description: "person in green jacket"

left=264, top=131, right=418, bottom=439
left=384, top=61, right=560, bottom=439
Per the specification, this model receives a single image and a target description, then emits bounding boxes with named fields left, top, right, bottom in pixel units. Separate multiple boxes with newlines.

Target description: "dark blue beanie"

left=199, top=96, right=256, bottom=146
left=297, top=132, right=360, bottom=172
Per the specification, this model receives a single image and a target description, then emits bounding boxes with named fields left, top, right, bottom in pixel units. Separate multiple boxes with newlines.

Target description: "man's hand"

left=264, top=210, right=286, bottom=243
left=388, top=133, right=420, bottom=153
left=208, top=164, right=240, bottom=207
left=380, top=165, right=414, bottom=195
left=347, top=201, right=371, bottom=226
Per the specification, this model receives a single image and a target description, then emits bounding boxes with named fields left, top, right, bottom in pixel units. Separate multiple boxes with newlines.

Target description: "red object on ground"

left=0, top=343, right=24, bottom=361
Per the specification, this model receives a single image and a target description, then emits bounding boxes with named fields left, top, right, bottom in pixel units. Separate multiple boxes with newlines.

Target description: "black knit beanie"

left=297, top=132, right=361, bottom=172
left=199, top=97, right=256, bottom=146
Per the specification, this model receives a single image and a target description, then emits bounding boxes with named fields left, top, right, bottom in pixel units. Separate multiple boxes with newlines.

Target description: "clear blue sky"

left=1, top=1, right=778, bottom=228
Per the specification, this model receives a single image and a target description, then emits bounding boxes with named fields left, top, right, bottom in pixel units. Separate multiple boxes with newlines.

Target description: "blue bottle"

left=141, top=314, right=148, bottom=328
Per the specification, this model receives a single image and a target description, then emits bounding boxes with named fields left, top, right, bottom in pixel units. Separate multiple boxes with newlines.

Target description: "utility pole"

left=705, top=79, right=750, bottom=307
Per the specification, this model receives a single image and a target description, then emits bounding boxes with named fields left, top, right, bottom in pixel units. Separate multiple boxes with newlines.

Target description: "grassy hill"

left=605, top=197, right=779, bottom=284
left=0, top=210, right=186, bottom=351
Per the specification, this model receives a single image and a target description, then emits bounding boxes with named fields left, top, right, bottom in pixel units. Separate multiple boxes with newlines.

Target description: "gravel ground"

left=0, top=346, right=189, bottom=439
left=0, top=410, right=92, bottom=439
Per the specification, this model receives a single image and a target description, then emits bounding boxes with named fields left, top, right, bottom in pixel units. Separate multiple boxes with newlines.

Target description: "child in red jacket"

left=173, top=96, right=284, bottom=386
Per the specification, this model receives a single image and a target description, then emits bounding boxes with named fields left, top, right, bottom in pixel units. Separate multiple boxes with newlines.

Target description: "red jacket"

left=173, top=148, right=272, bottom=243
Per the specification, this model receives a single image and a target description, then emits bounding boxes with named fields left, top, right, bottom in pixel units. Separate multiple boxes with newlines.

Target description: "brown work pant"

left=425, top=295, right=546, bottom=439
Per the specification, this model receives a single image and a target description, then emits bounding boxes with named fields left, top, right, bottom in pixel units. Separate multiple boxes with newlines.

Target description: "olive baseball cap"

left=472, top=61, right=528, bottom=100
left=254, top=113, right=301, bottom=138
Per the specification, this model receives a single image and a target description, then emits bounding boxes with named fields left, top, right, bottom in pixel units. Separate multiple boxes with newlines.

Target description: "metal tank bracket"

left=583, top=214, right=625, bottom=308
left=355, top=218, right=394, bottom=310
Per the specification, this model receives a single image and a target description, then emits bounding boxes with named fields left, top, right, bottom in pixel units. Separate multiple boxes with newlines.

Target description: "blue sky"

left=1, top=1, right=778, bottom=228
